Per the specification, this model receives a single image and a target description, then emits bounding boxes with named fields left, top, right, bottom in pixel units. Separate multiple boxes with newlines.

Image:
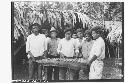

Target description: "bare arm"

left=26, top=36, right=35, bottom=60
left=57, top=40, right=66, bottom=58
left=84, top=55, right=97, bottom=70
left=74, top=39, right=79, bottom=58
left=27, top=51, right=35, bottom=61
left=87, top=55, right=97, bottom=66
left=43, top=38, right=48, bottom=58
left=27, top=51, right=34, bottom=57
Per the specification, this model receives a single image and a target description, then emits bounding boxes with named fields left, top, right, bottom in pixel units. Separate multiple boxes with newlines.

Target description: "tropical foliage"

left=13, top=1, right=122, bottom=44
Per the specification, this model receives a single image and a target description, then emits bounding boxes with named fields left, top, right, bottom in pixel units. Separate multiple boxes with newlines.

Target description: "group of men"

left=26, top=23, right=105, bottom=80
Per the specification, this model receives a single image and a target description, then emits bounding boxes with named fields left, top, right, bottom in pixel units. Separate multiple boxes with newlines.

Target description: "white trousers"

left=89, top=60, right=104, bottom=79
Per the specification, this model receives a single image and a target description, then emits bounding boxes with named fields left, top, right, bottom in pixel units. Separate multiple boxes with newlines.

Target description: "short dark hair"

left=64, top=28, right=72, bottom=34
left=85, top=30, right=91, bottom=36
left=84, top=30, right=92, bottom=38
left=29, top=23, right=41, bottom=30
left=76, top=28, right=83, bottom=33
left=91, top=26, right=102, bottom=35
left=72, top=31, right=77, bottom=34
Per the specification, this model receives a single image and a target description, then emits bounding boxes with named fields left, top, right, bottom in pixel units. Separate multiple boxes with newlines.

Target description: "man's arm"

left=57, top=40, right=65, bottom=58
left=44, top=39, right=50, bottom=58
left=84, top=55, right=97, bottom=71
left=27, top=51, right=34, bottom=58
left=26, top=36, right=35, bottom=60
left=59, top=52, right=66, bottom=58
left=43, top=37, right=48, bottom=58
left=74, top=39, right=79, bottom=58
left=86, top=55, right=97, bottom=66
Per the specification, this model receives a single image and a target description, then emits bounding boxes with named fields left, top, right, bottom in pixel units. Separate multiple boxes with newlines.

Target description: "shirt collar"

left=95, top=37, right=101, bottom=41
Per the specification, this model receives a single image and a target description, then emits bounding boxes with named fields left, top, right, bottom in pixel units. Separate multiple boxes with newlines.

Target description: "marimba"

left=36, top=58, right=87, bottom=70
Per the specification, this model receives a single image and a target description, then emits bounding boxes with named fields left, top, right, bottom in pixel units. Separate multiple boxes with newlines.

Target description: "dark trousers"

left=47, top=66, right=59, bottom=80
left=59, top=67, right=79, bottom=80
left=70, top=69, right=79, bottom=80
left=59, top=67, right=67, bottom=80
left=80, top=66, right=90, bottom=80
left=29, top=57, right=43, bottom=80
left=47, top=55, right=59, bottom=80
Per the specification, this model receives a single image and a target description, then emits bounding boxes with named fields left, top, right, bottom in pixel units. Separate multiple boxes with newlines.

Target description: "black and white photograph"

left=11, top=1, right=124, bottom=82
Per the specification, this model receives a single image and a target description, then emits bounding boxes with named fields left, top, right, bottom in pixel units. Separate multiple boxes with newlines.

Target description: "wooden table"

left=36, top=58, right=87, bottom=70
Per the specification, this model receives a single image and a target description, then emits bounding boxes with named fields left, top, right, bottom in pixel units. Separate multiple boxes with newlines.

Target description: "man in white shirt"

left=26, top=23, right=47, bottom=80
left=85, top=26, right=105, bottom=79
left=76, top=29, right=85, bottom=58
left=57, top=27, right=79, bottom=80
left=79, top=30, right=94, bottom=80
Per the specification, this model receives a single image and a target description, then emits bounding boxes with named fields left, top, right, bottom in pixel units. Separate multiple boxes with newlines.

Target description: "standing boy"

left=76, top=29, right=85, bottom=58
left=46, top=27, right=60, bottom=80
left=57, top=26, right=79, bottom=80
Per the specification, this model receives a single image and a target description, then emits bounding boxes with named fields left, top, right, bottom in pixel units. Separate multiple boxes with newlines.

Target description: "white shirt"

left=57, top=38, right=79, bottom=57
left=26, top=33, right=47, bottom=58
left=88, top=37, right=105, bottom=61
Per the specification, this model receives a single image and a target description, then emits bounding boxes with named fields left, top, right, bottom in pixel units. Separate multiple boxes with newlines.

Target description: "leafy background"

left=13, top=1, right=123, bottom=56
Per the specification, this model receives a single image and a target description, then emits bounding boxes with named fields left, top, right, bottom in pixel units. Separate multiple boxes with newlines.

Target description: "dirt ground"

left=12, top=58, right=123, bottom=81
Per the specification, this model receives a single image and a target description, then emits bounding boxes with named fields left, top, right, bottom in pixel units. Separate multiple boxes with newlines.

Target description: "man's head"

left=30, top=23, right=40, bottom=35
left=64, top=29, right=72, bottom=40
left=42, top=29, right=48, bottom=37
left=50, top=27, right=57, bottom=38
left=50, top=31, right=57, bottom=38
left=72, top=32, right=77, bottom=39
left=84, top=30, right=92, bottom=42
left=91, top=26, right=102, bottom=40
left=76, top=29, right=83, bottom=39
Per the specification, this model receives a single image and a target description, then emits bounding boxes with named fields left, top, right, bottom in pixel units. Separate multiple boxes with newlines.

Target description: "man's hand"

left=83, top=59, right=90, bottom=71
left=85, top=59, right=91, bottom=66
left=73, top=56, right=77, bottom=59
left=75, top=52, right=79, bottom=57
left=28, top=51, right=35, bottom=61
left=59, top=52, right=66, bottom=58
left=73, top=52, right=79, bottom=59
left=43, top=50, right=48, bottom=58
left=86, top=55, right=97, bottom=66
